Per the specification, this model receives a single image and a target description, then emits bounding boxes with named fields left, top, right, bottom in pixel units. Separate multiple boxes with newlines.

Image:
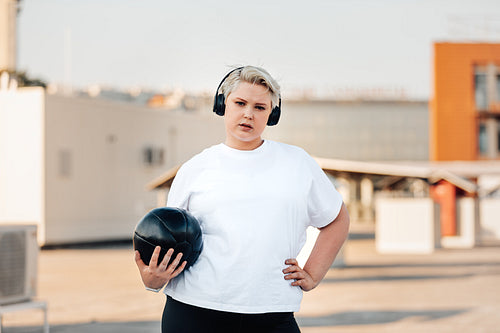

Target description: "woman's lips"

left=239, top=123, right=253, bottom=130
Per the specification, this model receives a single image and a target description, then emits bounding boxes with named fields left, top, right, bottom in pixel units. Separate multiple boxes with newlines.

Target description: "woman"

left=135, top=66, right=350, bottom=332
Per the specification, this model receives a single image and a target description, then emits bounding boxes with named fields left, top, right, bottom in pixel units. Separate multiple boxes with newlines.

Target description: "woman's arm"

left=283, top=202, right=350, bottom=291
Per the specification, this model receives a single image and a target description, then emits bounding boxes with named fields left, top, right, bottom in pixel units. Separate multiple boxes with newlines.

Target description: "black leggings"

left=162, top=296, right=301, bottom=333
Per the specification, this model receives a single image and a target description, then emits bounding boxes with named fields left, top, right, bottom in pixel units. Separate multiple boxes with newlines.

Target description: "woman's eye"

left=256, top=106, right=266, bottom=111
left=236, top=101, right=245, bottom=106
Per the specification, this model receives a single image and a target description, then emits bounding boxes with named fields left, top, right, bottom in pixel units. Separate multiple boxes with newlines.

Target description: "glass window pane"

left=475, top=73, right=488, bottom=110
left=498, top=122, right=500, bottom=153
left=497, top=74, right=500, bottom=103
left=479, top=122, right=488, bottom=155
left=58, top=150, right=72, bottom=177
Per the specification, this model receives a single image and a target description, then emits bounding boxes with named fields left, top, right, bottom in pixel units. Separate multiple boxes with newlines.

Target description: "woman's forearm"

left=303, top=203, right=350, bottom=289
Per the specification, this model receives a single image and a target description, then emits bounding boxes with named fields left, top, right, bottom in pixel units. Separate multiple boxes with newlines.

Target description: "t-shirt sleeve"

left=305, top=154, right=344, bottom=228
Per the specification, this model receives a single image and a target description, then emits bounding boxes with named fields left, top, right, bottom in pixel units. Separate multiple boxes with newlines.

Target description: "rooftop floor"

left=3, top=224, right=500, bottom=332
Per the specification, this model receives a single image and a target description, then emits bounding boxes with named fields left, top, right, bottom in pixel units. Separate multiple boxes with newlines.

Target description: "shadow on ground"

left=2, top=321, right=160, bottom=333
left=296, top=308, right=469, bottom=327
left=8, top=309, right=469, bottom=332
left=322, top=273, right=476, bottom=283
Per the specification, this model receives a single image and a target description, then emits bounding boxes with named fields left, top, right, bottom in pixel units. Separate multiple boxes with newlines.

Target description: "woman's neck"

left=224, top=138, right=264, bottom=151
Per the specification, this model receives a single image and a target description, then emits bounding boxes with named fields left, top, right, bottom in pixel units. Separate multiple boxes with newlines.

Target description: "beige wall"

left=1, top=88, right=226, bottom=245
left=0, top=90, right=433, bottom=245
left=43, top=94, right=224, bottom=244
left=267, top=100, right=429, bottom=161
left=1, top=88, right=498, bottom=247
left=0, top=88, right=437, bottom=246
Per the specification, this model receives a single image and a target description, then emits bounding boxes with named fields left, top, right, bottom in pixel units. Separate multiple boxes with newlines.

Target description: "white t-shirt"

left=165, top=140, right=343, bottom=314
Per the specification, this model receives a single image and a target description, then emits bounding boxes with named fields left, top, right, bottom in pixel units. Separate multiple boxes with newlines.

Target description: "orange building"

left=430, top=42, right=500, bottom=237
left=430, top=42, right=500, bottom=161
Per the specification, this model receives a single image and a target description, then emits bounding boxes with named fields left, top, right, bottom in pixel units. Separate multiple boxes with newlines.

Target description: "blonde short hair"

left=220, top=66, right=281, bottom=109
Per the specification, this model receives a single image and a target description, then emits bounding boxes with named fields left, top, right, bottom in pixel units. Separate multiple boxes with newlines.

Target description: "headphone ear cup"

left=213, top=94, right=226, bottom=116
left=267, top=106, right=281, bottom=126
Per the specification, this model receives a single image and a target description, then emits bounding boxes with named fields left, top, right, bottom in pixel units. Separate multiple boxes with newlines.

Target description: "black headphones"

left=212, top=67, right=281, bottom=126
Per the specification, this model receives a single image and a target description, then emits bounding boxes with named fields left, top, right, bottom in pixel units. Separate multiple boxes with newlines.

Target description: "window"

left=497, top=74, right=500, bottom=106
left=143, top=146, right=165, bottom=166
left=474, top=65, right=500, bottom=111
left=478, top=119, right=500, bottom=158
left=475, top=64, right=500, bottom=159
left=479, top=122, right=488, bottom=155
left=58, top=149, right=72, bottom=178
left=474, top=72, right=488, bottom=110
left=498, top=122, right=500, bottom=154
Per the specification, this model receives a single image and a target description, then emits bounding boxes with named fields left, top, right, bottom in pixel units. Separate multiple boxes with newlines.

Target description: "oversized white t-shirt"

left=165, top=140, right=343, bottom=314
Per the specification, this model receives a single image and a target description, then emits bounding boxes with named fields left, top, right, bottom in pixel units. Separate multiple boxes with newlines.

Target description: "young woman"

left=135, top=66, right=350, bottom=332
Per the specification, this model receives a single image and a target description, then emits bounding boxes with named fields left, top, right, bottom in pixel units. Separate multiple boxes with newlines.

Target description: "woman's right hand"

left=135, top=246, right=187, bottom=290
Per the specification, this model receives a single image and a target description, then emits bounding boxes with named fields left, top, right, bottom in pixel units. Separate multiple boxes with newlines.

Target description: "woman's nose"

left=243, top=108, right=253, bottom=119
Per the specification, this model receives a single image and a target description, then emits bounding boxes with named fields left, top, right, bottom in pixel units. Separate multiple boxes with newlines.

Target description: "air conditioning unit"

left=0, top=225, right=38, bottom=305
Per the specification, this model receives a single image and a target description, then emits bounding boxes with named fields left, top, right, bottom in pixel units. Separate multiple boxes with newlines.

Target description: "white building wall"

left=0, top=87, right=45, bottom=243
left=0, top=89, right=450, bottom=246
left=441, top=197, right=478, bottom=249
left=43, top=94, right=224, bottom=244
left=375, top=198, right=440, bottom=253
left=480, top=198, right=500, bottom=243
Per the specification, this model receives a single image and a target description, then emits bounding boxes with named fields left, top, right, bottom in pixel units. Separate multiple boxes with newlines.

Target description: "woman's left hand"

left=283, top=258, right=317, bottom=292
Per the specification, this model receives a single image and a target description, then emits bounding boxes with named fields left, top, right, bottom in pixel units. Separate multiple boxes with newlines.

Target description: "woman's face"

left=224, top=81, right=272, bottom=150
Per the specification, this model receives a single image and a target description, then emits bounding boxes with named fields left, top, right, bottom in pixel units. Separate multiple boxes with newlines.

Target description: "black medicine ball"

left=133, top=207, right=203, bottom=269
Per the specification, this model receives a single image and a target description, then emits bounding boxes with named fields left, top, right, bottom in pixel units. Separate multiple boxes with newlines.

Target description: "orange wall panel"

left=431, top=42, right=500, bottom=161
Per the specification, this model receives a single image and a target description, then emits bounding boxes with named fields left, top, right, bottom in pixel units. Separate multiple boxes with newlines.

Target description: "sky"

left=16, top=0, right=500, bottom=100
